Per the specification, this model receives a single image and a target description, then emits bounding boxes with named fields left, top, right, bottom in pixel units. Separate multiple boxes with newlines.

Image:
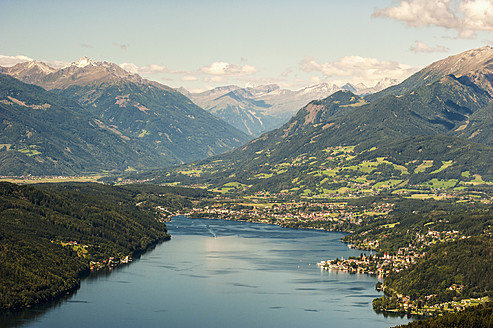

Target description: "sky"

left=1, top=0, right=493, bottom=92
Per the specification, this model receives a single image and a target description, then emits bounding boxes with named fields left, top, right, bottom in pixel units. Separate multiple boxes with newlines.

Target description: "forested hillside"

left=0, top=182, right=207, bottom=310
left=0, top=73, right=166, bottom=175
left=0, top=57, right=250, bottom=176
left=394, top=302, right=493, bottom=328
left=373, top=237, right=493, bottom=309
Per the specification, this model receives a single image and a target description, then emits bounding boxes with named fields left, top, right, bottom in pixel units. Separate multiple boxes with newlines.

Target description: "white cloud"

left=373, top=0, right=493, bottom=38
left=460, top=0, right=493, bottom=31
left=0, top=54, right=33, bottom=67
left=119, top=63, right=139, bottom=73
left=410, top=41, right=450, bottom=52
left=181, top=75, right=198, bottom=81
left=300, top=57, right=346, bottom=77
left=141, top=64, right=168, bottom=74
left=119, top=62, right=168, bottom=74
left=201, top=61, right=257, bottom=76
left=281, top=68, right=293, bottom=77
left=300, top=55, right=419, bottom=86
left=187, top=87, right=211, bottom=93
left=203, top=76, right=224, bottom=83
left=373, top=0, right=457, bottom=28
left=118, top=61, right=257, bottom=88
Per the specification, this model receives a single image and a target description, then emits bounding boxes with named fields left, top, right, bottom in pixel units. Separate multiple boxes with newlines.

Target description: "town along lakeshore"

left=0, top=216, right=411, bottom=328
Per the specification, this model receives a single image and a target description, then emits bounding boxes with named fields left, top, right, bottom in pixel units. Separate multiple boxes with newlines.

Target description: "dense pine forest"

left=374, top=236, right=493, bottom=307
left=0, top=182, right=207, bottom=310
left=395, top=302, right=493, bottom=328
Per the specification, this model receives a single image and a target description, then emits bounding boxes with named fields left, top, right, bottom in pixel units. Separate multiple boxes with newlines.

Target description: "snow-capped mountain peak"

left=23, top=61, right=57, bottom=74
left=0, top=56, right=146, bottom=90
left=62, top=56, right=98, bottom=69
left=0, top=60, right=57, bottom=84
left=301, top=82, right=337, bottom=93
left=298, top=83, right=343, bottom=98
left=75, top=56, right=96, bottom=68
left=374, top=77, right=399, bottom=90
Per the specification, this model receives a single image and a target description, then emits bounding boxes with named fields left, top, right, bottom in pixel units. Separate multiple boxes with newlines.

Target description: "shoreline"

left=1, top=235, right=171, bottom=313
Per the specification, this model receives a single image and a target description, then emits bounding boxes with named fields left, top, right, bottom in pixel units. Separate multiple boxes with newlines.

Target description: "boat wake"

left=205, top=224, right=217, bottom=239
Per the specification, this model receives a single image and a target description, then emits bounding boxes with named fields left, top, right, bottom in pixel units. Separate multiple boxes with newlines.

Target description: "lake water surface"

left=2, top=216, right=411, bottom=327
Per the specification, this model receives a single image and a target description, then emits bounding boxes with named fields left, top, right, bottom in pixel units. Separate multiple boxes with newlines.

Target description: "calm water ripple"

left=1, top=216, right=411, bottom=328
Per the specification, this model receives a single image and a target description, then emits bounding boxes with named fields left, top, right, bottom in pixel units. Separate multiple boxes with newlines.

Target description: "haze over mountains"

left=183, top=78, right=399, bottom=136
left=0, top=57, right=250, bottom=175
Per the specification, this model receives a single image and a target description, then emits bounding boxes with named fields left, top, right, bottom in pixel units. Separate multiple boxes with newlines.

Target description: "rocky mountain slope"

left=185, top=79, right=399, bottom=136
left=0, top=58, right=250, bottom=170
left=121, top=47, right=493, bottom=194
left=0, top=74, right=167, bottom=175
left=367, top=46, right=493, bottom=101
left=232, top=46, right=493, bottom=154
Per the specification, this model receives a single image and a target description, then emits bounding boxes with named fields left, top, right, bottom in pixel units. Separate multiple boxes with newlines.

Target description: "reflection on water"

left=1, top=216, right=411, bottom=328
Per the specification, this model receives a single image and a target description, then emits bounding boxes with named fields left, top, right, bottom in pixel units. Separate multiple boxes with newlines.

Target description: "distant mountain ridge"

left=0, top=73, right=167, bottom=175
left=0, top=57, right=250, bottom=175
left=257, top=46, right=493, bottom=152
left=185, top=78, right=399, bottom=136
left=120, top=46, right=493, bottom=195
left=0, top=57, right=146, bottom=89
left=0, top=61, right=57, bottom=84
left=367, top=46, right=493, bottom=101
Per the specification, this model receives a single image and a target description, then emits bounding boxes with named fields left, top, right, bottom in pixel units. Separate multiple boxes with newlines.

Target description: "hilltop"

left=0, top=74, right=170, bottom=175
left=0, top=57, right=250, bottom=175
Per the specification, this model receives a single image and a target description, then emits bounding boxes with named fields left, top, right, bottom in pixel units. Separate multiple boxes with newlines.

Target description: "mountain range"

left=0, top=58, right=250, bottom=175
left=223, top=46, right=493, bottom=155
left=1, top=46, right=492, bottom=183
left=125, top=46, right=493, bottom=193
left=182, top=78, right=399, bottom=136
left=0, top=73, right=165, bottom=175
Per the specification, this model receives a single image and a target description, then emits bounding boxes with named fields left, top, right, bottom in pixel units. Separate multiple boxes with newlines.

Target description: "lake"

left=2, top=216, right=411, bottom=327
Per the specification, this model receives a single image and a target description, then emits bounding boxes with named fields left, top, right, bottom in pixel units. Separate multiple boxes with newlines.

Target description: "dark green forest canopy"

left=384, top=236, right=493, bottom=302
left=344, top=198, right=493, bottom=252
left=0, top=182, right=205, bottom=310
left=394, top=302, right=493, bottom=328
